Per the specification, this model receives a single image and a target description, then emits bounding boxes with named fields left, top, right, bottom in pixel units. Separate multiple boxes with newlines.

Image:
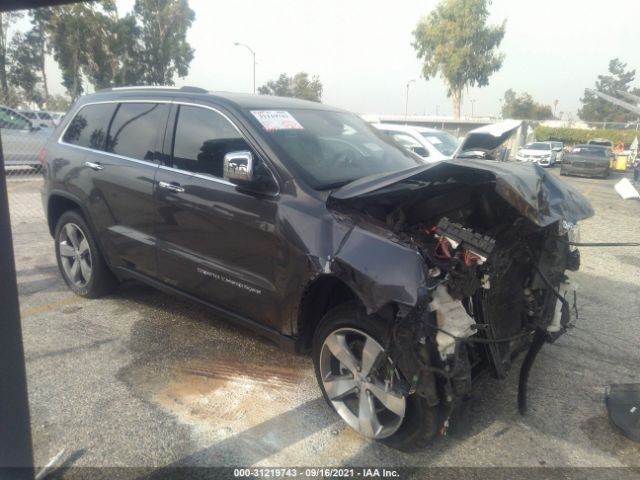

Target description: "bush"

left=535, top=126, right=638, bottom=147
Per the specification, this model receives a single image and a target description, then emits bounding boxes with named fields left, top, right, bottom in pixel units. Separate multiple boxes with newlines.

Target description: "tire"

left=54, top=210, right=118, bottom=298
left=312, top=303, right=440, bottom=451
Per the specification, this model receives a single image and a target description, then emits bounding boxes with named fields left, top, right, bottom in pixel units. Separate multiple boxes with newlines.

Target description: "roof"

left=89, top=86, right=339, bottom=112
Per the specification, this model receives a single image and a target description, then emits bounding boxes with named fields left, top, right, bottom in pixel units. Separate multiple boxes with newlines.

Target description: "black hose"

left=518, top=329, right=547, bottom=415
left=569, top=242, right=640, bottom=247
left=524, top=243, right=571, bottom=313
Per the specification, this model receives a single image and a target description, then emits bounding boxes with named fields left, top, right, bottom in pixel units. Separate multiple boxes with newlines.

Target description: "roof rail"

left=97, top=85, right=208, bottom=93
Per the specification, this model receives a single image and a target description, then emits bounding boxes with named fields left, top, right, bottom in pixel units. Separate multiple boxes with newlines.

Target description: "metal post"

left=405, top=80, right=415, bottom=123
left=234, top=42, right=256, bottom=94
left=0, top=137, right=34, bottom=479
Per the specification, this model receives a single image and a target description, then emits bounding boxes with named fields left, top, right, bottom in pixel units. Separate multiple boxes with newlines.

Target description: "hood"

left=454, top=120, right=522, bottom=155
left=330, top=159, right=594, bottom=227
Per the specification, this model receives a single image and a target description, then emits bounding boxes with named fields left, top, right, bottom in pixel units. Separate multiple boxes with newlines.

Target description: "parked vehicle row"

left=1, top=104, right=53, bottom=169
left=19, top=109, right=66, bottom=129
left=41, top=87, right=592, bottom=449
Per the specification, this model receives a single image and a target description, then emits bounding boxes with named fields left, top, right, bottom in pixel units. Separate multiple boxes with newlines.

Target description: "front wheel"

left=312, top=303, right=439, bottom=450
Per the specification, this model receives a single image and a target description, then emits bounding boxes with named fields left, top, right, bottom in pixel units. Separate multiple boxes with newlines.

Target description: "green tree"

left=133, top=0, right=195, bottom=85
left=578, top=58, right=640, bottom=123
left=8, top=30, right=46, bottom=108
left=412, top=0, right=505, bottom=119
left=111, top=14, right=143, bottom=86
left=30, top=8, right=53, bottom=100
left=501, top=89, right=554, bottom=120
left=48, top=1, right=118, bottom=98
left=258, top=72, right=323, bottom=102
left=0, top=11, right=23, bottom=99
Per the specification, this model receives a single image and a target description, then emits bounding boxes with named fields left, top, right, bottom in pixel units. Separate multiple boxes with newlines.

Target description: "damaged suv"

left=42, top=87, right=593, bottom=449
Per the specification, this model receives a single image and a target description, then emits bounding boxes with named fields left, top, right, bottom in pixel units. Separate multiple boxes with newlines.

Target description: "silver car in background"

left=373, top=123, right=460, bottom=163
left=1, top=105, right=52, bottom=170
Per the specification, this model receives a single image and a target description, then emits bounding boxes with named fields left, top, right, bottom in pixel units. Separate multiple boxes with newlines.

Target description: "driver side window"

left=172, top=105, right=253, bottom=178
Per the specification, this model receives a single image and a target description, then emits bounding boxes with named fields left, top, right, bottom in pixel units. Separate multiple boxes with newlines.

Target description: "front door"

left=154, top=104, right=283, bottom=330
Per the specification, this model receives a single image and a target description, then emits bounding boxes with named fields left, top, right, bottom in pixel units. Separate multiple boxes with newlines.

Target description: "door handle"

left=84, top=161, right=104, bottom=171
left=158, top=181, right=185, bottom=193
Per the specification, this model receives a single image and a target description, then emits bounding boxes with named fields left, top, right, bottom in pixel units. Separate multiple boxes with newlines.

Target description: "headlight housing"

left=559, top=220, right=580, bottom=251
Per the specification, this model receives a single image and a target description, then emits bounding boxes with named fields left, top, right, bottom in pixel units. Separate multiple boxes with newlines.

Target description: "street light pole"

left=405, top=79, right=416, bottom=123
left=234, top=42, right=256, bottom=94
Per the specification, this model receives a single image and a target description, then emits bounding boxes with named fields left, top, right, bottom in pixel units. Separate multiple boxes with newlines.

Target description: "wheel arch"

left=47, top=191, right=89, bottom=237
left=296, top=275, right=361, bottom=353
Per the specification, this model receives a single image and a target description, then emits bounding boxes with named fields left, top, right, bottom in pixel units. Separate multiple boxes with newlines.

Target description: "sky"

left=32, top=0, right=640, bottom=117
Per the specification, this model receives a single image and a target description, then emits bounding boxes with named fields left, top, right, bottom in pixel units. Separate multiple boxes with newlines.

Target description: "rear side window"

left=172, top=105, right=250, bottom=178
left=107, top=103, right=168, bottom=161
left=62, top=103, right=116, bottom=150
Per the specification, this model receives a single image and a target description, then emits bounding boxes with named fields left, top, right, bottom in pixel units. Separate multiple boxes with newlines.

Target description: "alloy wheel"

left=58, top=223, right=93, bottom=287
left=319, top=327, right=406, bottom=439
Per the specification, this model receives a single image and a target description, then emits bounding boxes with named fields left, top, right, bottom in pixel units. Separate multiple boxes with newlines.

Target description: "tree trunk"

left=451, top=88, right=462, bottom=120
left=41, top=52, right=49, bottom=101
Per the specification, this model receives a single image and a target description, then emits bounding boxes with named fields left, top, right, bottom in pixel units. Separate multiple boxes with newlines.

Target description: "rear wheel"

left=55, top=210, right=117, bottom=298
left=312, top=303, right=439, bottom=451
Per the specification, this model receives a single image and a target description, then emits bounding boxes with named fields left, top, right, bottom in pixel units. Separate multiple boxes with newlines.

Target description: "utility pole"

left=234, top=42, right=256, bottom=94
left=405, top=79, right=416, bottom=123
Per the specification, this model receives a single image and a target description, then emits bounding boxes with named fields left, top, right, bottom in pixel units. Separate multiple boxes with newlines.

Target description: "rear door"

left=154, top=103, right=283, bottom=329
left=60, top=101, right=170, bottom=277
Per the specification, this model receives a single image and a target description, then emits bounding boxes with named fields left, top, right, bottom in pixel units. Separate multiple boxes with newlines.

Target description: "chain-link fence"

left=3, top=133, right=51, bottom=307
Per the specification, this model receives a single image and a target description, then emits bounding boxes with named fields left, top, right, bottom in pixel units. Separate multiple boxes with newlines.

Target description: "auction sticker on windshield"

left=251, top=110, right=304, bottom=131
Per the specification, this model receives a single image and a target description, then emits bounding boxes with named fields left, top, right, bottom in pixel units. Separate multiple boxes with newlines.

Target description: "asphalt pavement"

left=6, top=167, right=640, bottom=472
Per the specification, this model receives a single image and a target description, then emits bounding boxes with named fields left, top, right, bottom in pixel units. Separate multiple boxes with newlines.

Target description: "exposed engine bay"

left=327, top=160, right=591, bottom=431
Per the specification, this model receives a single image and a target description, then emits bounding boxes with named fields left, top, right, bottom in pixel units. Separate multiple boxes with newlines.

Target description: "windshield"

left=573, top=146, right=608, bottom=157
left=524, top=142, right=551, bottom=150
left=247, top=109, right=420, bottom=189
left=420, top=131, right=459, bottom=156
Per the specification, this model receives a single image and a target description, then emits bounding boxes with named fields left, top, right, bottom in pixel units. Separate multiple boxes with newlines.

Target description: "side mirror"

left=223, top=150, right=254, bottom=183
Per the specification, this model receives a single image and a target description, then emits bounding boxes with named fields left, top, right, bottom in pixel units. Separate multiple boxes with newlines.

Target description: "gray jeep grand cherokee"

left=41, top=86, right=592, bottom=449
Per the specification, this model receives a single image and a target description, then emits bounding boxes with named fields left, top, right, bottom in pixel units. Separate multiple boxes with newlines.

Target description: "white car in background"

left=515, top=141, right=559, bottom=167
left=19, top=110, right=57, bottom=129
left=373, top=123, right=460, bottom=163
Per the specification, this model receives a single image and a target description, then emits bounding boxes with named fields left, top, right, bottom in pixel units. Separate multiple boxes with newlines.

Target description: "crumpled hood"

left=329, top=159, right=594, bottom=227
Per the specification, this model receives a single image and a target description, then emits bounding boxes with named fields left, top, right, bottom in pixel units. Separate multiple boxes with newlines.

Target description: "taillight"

left=39, top=148, right=47, bottom=164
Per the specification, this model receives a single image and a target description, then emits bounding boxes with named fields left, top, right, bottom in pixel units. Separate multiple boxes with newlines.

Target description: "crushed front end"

left=328, top=160, right=593, bottom=434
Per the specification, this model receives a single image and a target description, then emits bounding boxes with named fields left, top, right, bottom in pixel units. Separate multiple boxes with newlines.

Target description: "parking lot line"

left=20, top=296, right=83, bottom=318
left=582, top=185, right=594, bottom=197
